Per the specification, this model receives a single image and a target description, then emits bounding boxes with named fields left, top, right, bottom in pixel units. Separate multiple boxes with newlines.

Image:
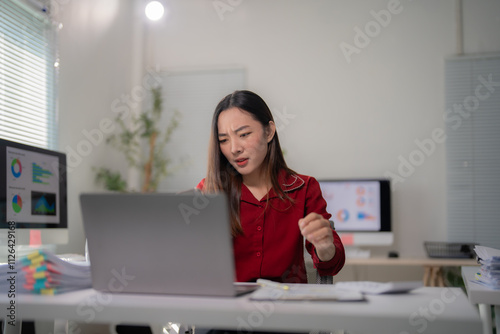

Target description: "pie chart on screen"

left=337, top=209, right=350, bottom=222
left=12, top=195, right=23, bottom=213
left=11, top=159, right=22, bottom=178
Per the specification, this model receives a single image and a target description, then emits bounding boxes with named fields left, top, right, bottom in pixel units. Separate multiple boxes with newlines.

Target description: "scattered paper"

left=335, top=280, right=423, bottom=295
left=250, top=279, right=365, bottom=301
left=472, top=246, right=500, bottom=290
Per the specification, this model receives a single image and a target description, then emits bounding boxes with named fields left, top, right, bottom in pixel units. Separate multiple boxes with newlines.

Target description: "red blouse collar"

left=279, top=171, right=305, bottom=193
left=241, top=170, right=305, bottom=204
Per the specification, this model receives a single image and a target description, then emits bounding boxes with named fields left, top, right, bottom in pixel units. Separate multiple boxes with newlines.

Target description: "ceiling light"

left=145, top=1, right=164, bottom=21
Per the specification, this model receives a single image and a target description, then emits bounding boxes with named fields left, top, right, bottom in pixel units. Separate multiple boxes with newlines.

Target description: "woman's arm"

left=302, top=177, right=345, bottom=275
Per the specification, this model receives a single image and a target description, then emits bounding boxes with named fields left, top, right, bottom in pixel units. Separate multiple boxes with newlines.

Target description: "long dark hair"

left=204, top=90, right=295, bottom=236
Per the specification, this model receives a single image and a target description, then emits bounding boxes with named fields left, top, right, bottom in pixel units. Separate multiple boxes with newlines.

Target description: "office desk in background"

left=1, top=286, right=482, bottom=334
left=345, top=257, right=478, bottom=286
left=462, top=266, right=500, bottom=334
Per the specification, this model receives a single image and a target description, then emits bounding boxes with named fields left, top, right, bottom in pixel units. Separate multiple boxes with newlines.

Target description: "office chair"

left=316, top=272, right=334, bottom=285
left=315, top=220, right=336, bottom=285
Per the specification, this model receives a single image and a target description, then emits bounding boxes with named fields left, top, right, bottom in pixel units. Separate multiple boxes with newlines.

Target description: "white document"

left=250, top=279, right=365, bottom=301
left=334, top=280, right=423, bottom=295
left=474, top=245, right=500, bottom=262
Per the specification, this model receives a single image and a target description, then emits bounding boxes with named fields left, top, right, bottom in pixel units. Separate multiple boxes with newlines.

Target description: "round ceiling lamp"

left=145, top=1, right=165, bottom=21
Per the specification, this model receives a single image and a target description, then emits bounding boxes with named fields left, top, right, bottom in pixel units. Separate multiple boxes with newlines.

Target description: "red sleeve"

left=304, top=177, right=345, bottom=276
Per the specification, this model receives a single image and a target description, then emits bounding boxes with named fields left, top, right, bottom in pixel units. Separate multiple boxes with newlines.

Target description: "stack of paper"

left=473, top=245, right=500, bottom=290
left=0, top=249, right=91, bottom=295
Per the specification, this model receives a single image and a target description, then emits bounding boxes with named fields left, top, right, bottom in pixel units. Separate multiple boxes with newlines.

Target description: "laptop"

left=80, top=192, right=257, bottom=297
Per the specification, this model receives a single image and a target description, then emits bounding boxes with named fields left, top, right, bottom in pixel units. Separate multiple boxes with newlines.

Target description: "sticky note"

left=40, top=288, right=55, bottom=295
left=29, top=254, right=45, bottom=266
left=27, top=250, right=41, bottom=260
left=33, top=271, right=47, bottom=279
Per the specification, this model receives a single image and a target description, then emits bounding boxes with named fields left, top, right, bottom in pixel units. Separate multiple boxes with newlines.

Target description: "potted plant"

left=94, top=85, right=181, bottom=192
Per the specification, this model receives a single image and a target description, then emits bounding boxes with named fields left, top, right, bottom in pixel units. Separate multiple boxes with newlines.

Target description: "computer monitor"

left=318, top=179, right=393, bottom=249
left=0, top=139, right=68, bottom=257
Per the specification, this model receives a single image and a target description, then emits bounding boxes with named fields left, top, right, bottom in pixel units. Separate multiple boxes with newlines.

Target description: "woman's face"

left=217, top=107, right=275, bottom=182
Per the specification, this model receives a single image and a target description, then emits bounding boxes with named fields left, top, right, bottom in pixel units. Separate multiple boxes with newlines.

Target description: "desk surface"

left=1, top=287, right=481, bottom=334
left=462, top=266, right=500, bottom=305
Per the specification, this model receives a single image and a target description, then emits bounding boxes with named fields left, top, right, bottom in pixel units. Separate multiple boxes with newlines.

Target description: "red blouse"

left=197, top=172, right=345, bottom=283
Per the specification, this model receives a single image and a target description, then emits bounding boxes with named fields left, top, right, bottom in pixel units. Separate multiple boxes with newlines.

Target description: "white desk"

left=1, top=287, right=482, bottom=334
left=345, top=257, right=479, bottom=286
left=462, top=266, right=500, bottom=334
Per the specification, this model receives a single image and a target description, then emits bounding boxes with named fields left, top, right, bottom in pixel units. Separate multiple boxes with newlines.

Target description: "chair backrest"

left=316, top=220, right=336, bottom=285
left=316, top=272, right=333, bottom=284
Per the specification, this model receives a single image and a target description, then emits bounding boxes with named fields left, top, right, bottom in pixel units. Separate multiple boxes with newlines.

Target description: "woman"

left=197, top=90, right=345, bottom=283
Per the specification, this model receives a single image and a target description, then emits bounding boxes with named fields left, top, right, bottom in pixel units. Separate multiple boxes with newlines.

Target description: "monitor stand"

left=344, top=246, right=371, bottom=259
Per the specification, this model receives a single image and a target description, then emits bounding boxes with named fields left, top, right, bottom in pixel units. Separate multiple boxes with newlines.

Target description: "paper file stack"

left=0, top=249, right=91, bottom=295
left=473, top=245, right=500, bottom=290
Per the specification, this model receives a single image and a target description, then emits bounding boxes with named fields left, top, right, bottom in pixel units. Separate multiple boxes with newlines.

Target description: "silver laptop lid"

left=80, top=192, right=237, bottom=297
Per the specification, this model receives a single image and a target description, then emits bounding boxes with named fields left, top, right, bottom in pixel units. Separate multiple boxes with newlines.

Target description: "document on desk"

left=250, top=279, right=365, bottom=301
left=334, top=280, right=423, bottom=295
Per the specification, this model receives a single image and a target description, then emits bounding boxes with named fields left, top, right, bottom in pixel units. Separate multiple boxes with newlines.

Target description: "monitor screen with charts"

left=318, top=179, right=392, bottom=247
left=0, top=139, right=68, bottom=250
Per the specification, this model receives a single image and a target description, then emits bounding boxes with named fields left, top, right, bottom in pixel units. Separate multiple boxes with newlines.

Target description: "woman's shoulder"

left=280, top=170, right=319, bottom=192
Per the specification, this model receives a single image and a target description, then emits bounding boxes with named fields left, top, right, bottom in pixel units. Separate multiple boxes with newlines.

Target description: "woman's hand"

left=299, top=213, right=336, bottom=262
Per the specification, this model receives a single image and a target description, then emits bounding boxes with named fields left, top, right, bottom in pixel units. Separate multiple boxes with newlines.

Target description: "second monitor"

left=318, top=178, right=392, bottom=247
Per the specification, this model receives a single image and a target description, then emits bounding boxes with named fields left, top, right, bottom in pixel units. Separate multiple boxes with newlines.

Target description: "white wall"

left=55, top=0, right=500, bottom=261
left=55, top=0, right=136, bottom=254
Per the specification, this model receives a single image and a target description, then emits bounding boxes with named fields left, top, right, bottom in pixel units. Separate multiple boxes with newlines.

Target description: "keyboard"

left=334, top=280, right=423, bottom=294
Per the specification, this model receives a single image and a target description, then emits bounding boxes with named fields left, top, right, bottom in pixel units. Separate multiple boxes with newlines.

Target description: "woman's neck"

left=242, top=170, right=271, bottom=201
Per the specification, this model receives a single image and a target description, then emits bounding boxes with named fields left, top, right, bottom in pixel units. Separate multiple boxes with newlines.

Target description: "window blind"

left=445, top=55, right=500, bottom=249
left=0, top=0, right=58, bottom=149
